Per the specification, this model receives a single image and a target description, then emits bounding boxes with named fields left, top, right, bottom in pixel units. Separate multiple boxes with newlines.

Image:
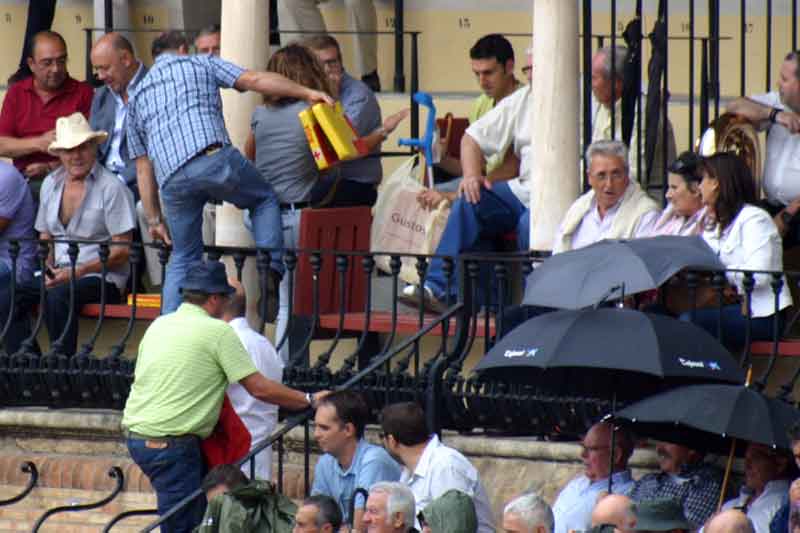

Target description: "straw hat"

left=48, top=112, right=108, bottom=154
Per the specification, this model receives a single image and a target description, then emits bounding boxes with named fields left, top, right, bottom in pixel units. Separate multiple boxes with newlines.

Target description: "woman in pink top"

left=649, top=151, right=708, bottom=236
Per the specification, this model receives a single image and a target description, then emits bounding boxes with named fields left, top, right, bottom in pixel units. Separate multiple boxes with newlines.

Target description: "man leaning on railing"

left=122, top=261, right=328, bottom=533
left=0, top=113, right=136, bottom=357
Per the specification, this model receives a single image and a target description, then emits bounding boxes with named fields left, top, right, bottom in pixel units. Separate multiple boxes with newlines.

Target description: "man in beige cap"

left=0, top=112, right=136, bottom=357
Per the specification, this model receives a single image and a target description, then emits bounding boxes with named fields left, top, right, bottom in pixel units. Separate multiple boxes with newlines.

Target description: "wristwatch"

left=305, top=392, right=316, bottom=409
left=770, top=107, right=781, bottom=124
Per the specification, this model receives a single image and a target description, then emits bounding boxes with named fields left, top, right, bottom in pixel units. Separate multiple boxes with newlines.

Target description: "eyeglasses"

left=321, top=58, right=342, bottom=70
left=581, top=444, right=610, bottom=454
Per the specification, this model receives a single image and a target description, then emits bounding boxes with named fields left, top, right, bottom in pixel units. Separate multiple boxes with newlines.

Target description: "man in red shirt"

left=0, top=30, right=94, bottom=182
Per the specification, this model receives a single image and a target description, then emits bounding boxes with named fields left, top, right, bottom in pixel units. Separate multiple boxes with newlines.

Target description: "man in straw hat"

left=0, top=112, right=136, bottom=357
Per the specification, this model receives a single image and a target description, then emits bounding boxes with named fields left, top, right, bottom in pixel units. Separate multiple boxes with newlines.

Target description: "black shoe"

left=259, top=269, right=281, bottom=323
left=361, top=70, right=381, bottom=92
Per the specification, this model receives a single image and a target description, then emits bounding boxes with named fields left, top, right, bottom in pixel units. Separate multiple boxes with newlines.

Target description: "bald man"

left=704, top=509, right=755, bottom=533
left=552, top=422, right=635, bottom=533
left=591, top=494, right=637, bottom=533
left=90, top=32, right=147, bottom=198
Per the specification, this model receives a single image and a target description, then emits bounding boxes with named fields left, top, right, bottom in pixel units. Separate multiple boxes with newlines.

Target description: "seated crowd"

left=1, top=23, right=800, bottom=533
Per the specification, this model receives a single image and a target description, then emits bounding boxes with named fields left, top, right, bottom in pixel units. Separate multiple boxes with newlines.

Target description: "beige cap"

left=48, top=112, right=108, bottom=154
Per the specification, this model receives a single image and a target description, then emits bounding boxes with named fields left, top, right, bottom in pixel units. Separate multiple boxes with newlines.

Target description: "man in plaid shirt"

left=629, top=442, right=723, bottom=528
left=127, top=31, right=332, bottom=314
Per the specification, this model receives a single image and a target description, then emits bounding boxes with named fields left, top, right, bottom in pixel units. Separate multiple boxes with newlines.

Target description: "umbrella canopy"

left=475, top=308, right=744, bottom=400
left=523, top=236, right=724, bottom=309
left=616, top=383, right=800, bottom=452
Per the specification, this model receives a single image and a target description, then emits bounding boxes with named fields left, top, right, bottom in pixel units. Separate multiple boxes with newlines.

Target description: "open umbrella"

left=523, top=236, right=724, bottom=309
left=475, top=308, right=743, bottom=401
left=615, top=382, right=800, bottom=509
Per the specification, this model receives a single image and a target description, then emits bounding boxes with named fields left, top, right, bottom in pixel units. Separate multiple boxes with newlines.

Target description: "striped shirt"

left=126, top=53, right=245, bottom=186
left=122, top=303, right=258, bottom=438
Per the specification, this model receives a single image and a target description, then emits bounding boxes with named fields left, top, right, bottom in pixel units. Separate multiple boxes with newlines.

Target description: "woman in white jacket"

left=681, top=152, right=792, bottom=349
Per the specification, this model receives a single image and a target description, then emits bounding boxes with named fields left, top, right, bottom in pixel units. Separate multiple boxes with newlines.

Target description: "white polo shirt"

left=751, top=91, right=800, bottom=206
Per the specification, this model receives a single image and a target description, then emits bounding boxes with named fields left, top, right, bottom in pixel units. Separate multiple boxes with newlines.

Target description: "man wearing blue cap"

left=122, top=260, right=326, bottom=533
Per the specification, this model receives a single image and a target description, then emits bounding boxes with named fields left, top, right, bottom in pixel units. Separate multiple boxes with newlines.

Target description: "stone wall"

left=0, top=408, right=673, bottom=531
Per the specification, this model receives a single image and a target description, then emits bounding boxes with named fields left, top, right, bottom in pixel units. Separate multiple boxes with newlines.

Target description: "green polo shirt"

left=122, top=303, right=258, bottom=439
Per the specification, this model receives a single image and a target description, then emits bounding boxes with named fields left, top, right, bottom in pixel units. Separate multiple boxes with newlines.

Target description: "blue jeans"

left=127, top=436, right=206, bottom=533
left=426, top=181, right=529, bottom=299
left=160, top=145, right=284, bottom=313
left=679, top=304, right=785, bottom=351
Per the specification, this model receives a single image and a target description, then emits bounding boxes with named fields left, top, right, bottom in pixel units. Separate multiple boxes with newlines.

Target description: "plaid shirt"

left=629, top=461, right=723, bottom=527
left=126, top=53, right=244, bottom=186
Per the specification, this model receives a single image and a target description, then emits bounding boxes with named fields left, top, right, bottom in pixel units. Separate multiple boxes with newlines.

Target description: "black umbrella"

left=475, top=308, right=744, bottom=401
left=616, top=382, right=800, bottom=509
left=523, top=236, right=725, bottom=309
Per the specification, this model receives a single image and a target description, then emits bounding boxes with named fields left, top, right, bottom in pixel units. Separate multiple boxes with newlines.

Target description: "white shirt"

left=751, top=92, right=800, bottom=206
left=702, top=204, right=792, bottom=317
left=558, top=193, right=659, bottom=253
left=552, top=471, right=635, bottom=533
left=106, top=62, right=145, bottom=177
left=720, top=479, right=790, bottom=533
left=465, top=85, right=532, bottom=207
left=226, top=317, right=284, bottom=480
left=399, top=435, right=495, bottom=533
left=592, top=97, right=641, bottom=182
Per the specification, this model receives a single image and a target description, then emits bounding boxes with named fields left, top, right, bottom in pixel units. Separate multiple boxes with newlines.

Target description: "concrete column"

left=92, top=0, right=131, bottom=37
left=218, top=0, right=270, bottom=327
left=529, top=0, right=580, bottom=251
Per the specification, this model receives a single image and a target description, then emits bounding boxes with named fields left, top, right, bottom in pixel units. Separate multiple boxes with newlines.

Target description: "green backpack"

left=194, top=480, right=298, bottom=533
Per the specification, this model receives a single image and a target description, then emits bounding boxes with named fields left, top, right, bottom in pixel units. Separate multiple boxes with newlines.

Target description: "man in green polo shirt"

left=122, top=261, right=324, bottom=533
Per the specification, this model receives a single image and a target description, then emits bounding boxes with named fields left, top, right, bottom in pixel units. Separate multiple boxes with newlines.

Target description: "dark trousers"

left=319, top=179, right=378, bottom=208
left=0, top=276, right=121, bottom=356
left=679, top=304, right=785, bottom=351
left=127, top=437, right=207, bottom=533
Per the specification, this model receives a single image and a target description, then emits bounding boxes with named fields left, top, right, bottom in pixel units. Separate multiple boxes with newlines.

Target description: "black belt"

left=197, top=143, right=224, bottom=158
left=280, top=201, right=310, bottom=210
left=126, top=431, right=198, bottom=443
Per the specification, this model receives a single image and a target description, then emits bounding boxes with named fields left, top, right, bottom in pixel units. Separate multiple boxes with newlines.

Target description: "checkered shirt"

left=126, top=53, right=244, bottom=186
left=629, top=461, right=724, bottom=527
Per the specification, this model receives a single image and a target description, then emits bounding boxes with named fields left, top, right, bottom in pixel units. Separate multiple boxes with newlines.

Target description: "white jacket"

left=702, top=204, right=792, bottom=317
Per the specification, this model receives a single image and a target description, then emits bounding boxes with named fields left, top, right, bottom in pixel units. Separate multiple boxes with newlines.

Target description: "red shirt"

left=0, top=76, right=94, bottom=173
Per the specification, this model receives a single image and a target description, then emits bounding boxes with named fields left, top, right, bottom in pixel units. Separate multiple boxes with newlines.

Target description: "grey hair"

left=370, top=482, right=415, bottom=528
left=596, top=46, right=628, bottom=81
left=504, top=492, right=554, bottom=533
left=585, top=140, right=629, bottom=173
left=197, top=23, right=220, bottom=38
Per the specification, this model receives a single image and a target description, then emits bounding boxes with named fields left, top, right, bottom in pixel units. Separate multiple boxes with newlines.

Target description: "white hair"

left=585, top=139, right=629, bottom=173
left=504, top=492, right=554, bottom=533
left=595, top=45, right=628, bottom=80
left=370, top=482, right=415, bottom=528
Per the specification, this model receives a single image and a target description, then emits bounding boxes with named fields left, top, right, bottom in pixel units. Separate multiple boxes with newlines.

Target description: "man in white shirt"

left=717, top=442, right=792, bottom=533
left=400, top=82, right=532, bottom=311
left=378, top=402, right=495, bottom=533
left=553, top=140, right=660, bottom=254
left=728, top=50, right=800, bottom=248
left=222, top=283, right=284, bottom=480
left=551, top=422, right=635, bottom=533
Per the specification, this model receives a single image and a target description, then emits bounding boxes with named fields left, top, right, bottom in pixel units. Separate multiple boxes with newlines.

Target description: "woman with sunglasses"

left=648, top=151, right=709, bottom=236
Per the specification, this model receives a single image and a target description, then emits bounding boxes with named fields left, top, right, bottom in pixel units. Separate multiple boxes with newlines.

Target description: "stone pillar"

left=93, top=0, right=131, bottom=37
left=218, top=0, right=269, bottom=327
left=529, top=0, right=580, bottom=251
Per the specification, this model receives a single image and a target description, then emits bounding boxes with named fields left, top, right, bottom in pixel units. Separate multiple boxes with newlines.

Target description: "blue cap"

left=179, top=261, right=235, bottom=295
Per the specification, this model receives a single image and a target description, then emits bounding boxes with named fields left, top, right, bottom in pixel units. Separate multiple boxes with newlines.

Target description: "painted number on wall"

left=75, top=14, right=82, bottom=24
left=143, top=14, right=155, bottom=25
left=384, top=16, right=395, bottom=29
left=458, top=17, right=471, bottom=29
left=3, top=13, right=11, bottom=23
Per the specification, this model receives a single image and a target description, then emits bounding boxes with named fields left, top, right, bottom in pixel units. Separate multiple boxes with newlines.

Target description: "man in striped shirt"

left=127, top=31, right=332, bottom=315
